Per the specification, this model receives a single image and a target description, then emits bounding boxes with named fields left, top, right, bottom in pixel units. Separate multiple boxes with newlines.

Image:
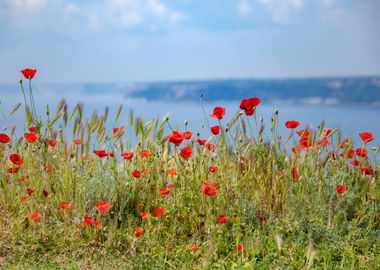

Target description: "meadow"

left=0, top=69, right=379, bottom=269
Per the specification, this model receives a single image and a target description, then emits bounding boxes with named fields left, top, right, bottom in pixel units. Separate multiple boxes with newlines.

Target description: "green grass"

left=0, top=80, right=379, bottom=269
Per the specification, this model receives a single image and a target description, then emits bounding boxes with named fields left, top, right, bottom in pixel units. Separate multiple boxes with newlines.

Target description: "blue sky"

left=0, top=0, right=379, bottom=83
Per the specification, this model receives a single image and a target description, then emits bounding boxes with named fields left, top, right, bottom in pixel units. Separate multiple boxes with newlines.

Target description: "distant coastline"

left=1, top=76, right=380, bottom=106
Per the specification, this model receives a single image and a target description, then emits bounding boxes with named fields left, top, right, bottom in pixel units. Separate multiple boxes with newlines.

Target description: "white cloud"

left=255, top=0, right=304, bottom=24
left=0, top=0, right=183, bottom=37
left=238, top=0, right=252, bottom=16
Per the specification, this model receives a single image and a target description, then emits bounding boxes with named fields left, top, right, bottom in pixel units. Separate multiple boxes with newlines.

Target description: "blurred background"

left=0, top=0, right=379, bottom=140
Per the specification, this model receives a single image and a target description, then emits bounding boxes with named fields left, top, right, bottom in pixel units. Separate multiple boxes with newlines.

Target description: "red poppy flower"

left=292, top=167, right=297, bottom=181
left=94, top=220, right=102, bottom=228
left=49, top=140, right=57, bottom=147
left=26, top=188, right=34, bottom=195
left=140, top=211, right=151, bottom=219
left=341, top=149, right=355, bottom=159
left=94, top=150, right=108, bottom=158
left=142, top=169, right=151, bottom=175
left=336, top=185, right=346, bottom=194
left=95, top=201, right=112, bottom=213
left=240, top=97, right=260, bottom=116
left=234, top=245, right=244, bottom=253
left=44, top=166, right=54, bottom=173
left=0, top=133, right=11, bottom=144
left=355, top=148, right=368, bottom=158
left=211, top=125, right=220, bottom=135
left=84, top=215, right=94, bottom=225
left=134, top=227, right=143, bottom=237
left=359, top=132, right=374, bottom=143
left=196, top=139, right=207, bottom=146
left=7, top=167, right=19, bottom=173
left=217, top=214, right=228, bottom=224
left=9, top=154, right=23, bottom=166
left=168, top=131, right=184, bottom=146
left=210, top=107, right=226, bottom=120
left=201, top=181, right=220, bottom=196
left=207, top=144, right=216, bottom=151
left=167, top=168, right=177, bottom=175
left=132, top=170, right=142, bottom=178
left=361, top=167, right=374, bottom=176
left=24, top=132, right=39, bottom=143
left=73, top=139, right=82, bottom=145
left=29, top=127, right=37, bottom=133
left=121, top=151, right=133, bottom=160
left=153, top=208, right=166, bottom=217
left=180, top=147, right=192, bottom=159
left=21, top=196, right=27, bottom=202
left=141, top=149, right=152, bottom=158
left=60, top=201, right=72, bottom=210
left=113, top=127, right=125, bottom=136
left=190, top=243, right=200, bottom=251
left=296, top=129, right=310, bottom=137
left=285, top=120, right=300, bottom=129
left=28, top=212, right=42, bottom=222
left=167, top=183, right=175, bottom=189
left=183, top=131, right=192, bottom=140
left=351, top=160, right=361, bottom=166
left=43, top=189, right=49, bottom=198
left=208, top=165, right=218, bottom=173
left=159, top=187, right=170, bottom=195
left=21, top=68, right=37, bottom=79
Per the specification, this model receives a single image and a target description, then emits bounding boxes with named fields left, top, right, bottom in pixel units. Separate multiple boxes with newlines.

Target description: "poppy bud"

left=19, top=78, right=23, bottom=84
left=184, top=119, right=188, bottom=126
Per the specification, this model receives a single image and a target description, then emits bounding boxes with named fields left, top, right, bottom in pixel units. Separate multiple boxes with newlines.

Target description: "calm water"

left=1, top=85, right=379, bottom=156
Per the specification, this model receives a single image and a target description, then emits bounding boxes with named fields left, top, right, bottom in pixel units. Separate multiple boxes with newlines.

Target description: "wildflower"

left=292, top=167, right=297, bottom=181
left=355, top=148, right=368, bottom=158
left=359, top=132, right=374, bottom=143
left=361, top=167, right=374, bottom=176
left=60, top=201, right=73, bottom=210
left=44, top=166, right=54, bottom=173
left=167, top=168, right=177, bottom=175
left=7, top=168, right=19, bottom=173
left=140, top=212, right=150, bottom=219
left=0, top=133, right=11, bottom=144
left=132, top=170, right=142, bottom=178
left=210, top=107, right=226, bottom=120
left=26, top=188, right=34, bottom=195
left=207, top=144, right=216, bottom=151
left=168, top=131, right=184, bottom=146
left=143, top=169, right=151, bottom=175
left=134, top=227, right=143, bottom=237
left=240, top=97, right=260, bottom=115
left=9, top=154, right=23, bottom=166
left=336, top=185, right=346, bottom=194
left=29, top=127, right=37, bottom=133
left=159, top=187, right=170, bottom=195
left=83, top=215, right=94, bottom=225
left=28, top=212, right=42, bottom=222
left=234, top=245, right=244, bottom=254
left=49, top=140, right=57, bottom=147
left=141, top=149, right=152, bottom=158
left=190, top=243, right=200, bottom=251
left=183, top=131, right=192, bottom=140
left=217, top=214, right=228, bottom=224
left=196, top=139, right=207, bottom=146
left=95, top=201, right=112, bottom=213
left=24, top=132, right=39, bottom=143
left=153, top=208, right=166, bottom=217
left=121, top=151, right=133, bottom=160
left=201, top=183, right=219, bottom=196
left=73, top=139, right=82, bottom=145
left=94, top=150, right=108, bottom=158
left=94, top=219, right=102, bottom=228
left=351, top=160, right=361, bottom=166
left=285, top=120, right=300, bottom=129
left=113, top=127, right=125, bottom=136
left=43, top=189, right=49, bottom=198
left=211, top=125, right=220, bottom=135
left=180, top=147, right=192, bottom=159
left=21, top=196, right=27, bottom=202
left=208, top=165, right=218, bottom=173
left=21, top=68, right=37, bottom=79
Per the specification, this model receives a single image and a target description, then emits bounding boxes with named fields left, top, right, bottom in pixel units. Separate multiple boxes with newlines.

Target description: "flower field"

left=0, top=69, right=379, bottom=269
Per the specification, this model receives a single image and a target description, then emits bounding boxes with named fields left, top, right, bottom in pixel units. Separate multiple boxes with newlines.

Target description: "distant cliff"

left=128, top=76, right=380, bottom=106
